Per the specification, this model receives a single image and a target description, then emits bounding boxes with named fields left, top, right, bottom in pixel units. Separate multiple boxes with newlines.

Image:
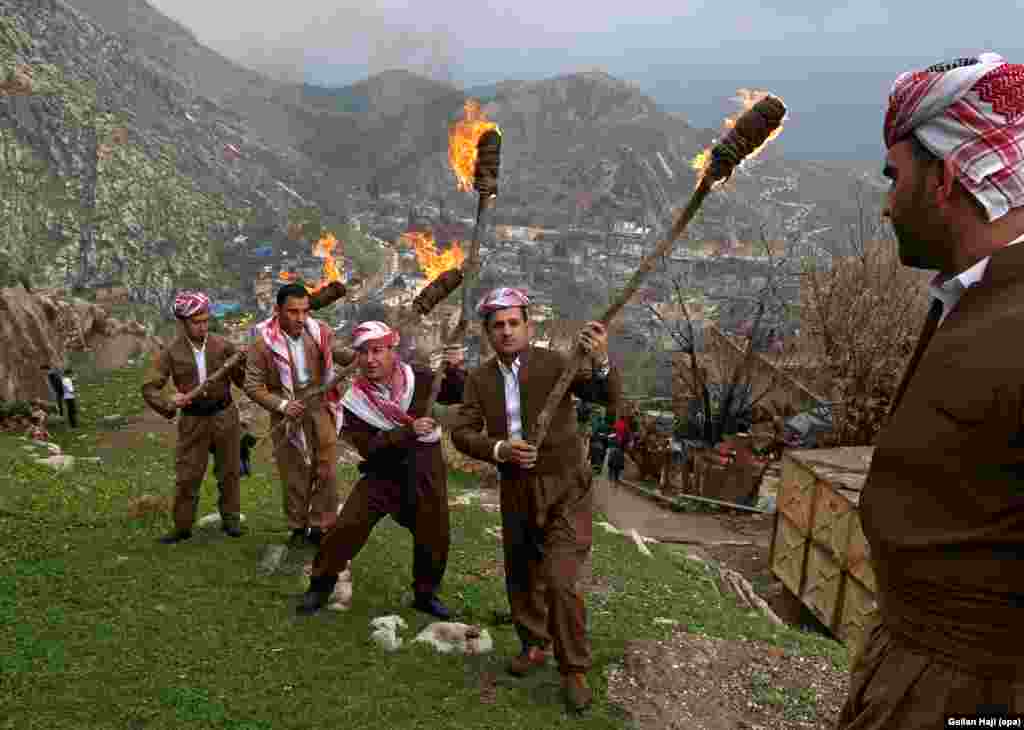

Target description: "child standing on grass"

left=61, top=367, right=78, bottom=429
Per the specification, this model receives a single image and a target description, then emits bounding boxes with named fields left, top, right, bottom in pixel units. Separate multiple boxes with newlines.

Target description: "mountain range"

left=1, top=0, right=888, bottom=287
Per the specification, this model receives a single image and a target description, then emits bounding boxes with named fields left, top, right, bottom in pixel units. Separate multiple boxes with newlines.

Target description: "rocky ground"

left=606, top=630, right=847, bottom=730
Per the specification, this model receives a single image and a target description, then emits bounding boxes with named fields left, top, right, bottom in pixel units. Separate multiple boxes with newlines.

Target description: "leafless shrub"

left=798, top=228, right=930, bottom=446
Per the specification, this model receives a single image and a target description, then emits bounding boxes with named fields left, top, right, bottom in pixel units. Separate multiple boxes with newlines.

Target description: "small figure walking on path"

left=607, top=441, right=624, bottom=484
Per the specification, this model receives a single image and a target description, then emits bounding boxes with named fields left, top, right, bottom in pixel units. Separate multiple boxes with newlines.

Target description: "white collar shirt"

left=929, top=232, right=1024, bottom=326
left=284, top=331, right=310, bottom=387
left=496, top=355, right=523, bottom=442
left=188, top=337, right=208, bottom=384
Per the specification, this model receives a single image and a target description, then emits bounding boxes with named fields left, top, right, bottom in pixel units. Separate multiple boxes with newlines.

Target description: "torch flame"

left=448, top=99, right=500, bottom=192
left=690, top=88, right=786, bottom=187
left=308, top=232, right=344, bottom=294
left=403, top=231, right=465, bottom=282
left=276, top=232, right=346, bottom=293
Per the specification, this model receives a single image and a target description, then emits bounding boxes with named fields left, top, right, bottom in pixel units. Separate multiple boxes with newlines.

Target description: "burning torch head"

left=473, top=129, right=502, bottom=197
left=308, top=280, right=348, bottom=311
left=707, top=95, right=787, bottom=184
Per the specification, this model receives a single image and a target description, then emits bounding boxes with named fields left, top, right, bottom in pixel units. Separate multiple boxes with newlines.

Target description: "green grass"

left=749, top=670, right=818, bottom=722
left=0, top=360, right=848, bottom=729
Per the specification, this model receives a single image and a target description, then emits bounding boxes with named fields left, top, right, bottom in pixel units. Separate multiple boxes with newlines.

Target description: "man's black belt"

left=181, top=397, right=231, bottom=417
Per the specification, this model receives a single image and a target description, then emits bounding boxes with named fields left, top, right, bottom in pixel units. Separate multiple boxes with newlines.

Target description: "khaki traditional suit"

left=244, top=321, right=351, bottom=531
left=450, top=345, right=621, bottom=676
left=837, top=242, right=1024, bottom=728
left=141, top=333, right=246, bottom=531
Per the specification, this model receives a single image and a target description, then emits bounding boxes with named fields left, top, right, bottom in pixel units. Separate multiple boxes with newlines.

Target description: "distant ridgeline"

left=301, top=84, right=372, bottom=114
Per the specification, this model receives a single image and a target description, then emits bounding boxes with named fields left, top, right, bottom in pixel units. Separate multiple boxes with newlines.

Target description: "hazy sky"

left=149, top=0, right=1024, bottom=160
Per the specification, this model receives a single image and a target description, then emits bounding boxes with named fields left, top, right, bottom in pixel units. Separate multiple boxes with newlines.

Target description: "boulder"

left=0, top=286, right=65, bottom=402
left=71, top=298, right=101, bottom=336
left=0, top=287, right=152, bottom=399
left=93, top=333, right=148, bottom=371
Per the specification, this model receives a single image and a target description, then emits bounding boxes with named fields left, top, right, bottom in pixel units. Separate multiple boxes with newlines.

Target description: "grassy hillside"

left=1, top=360, right=847, bottom=729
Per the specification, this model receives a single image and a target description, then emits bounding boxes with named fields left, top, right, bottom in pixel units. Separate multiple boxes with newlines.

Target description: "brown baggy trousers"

left=271, top=387, right=339, bottom=531
left=837, top=622, right=1024, bottom=729
left=500, top=468, right=593, bottom=675
left=173, top=406, right=241, bottom=531
left=312, top=448, right=450, bottom=595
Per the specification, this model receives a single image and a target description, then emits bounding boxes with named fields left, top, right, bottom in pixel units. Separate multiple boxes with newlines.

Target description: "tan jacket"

left=141, top=333, right=245, bottom=420
left=243, top=320, right=353, bottom=466
left=450, top=345, right=622, bottom=477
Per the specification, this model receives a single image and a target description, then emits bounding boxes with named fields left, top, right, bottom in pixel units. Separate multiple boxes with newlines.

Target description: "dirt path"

left=592, top=476, right=772, bottom=548
left=94, top=407, right=178, bottom=451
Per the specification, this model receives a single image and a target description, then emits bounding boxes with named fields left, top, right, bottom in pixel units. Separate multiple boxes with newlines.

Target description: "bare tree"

left=798, top=199, right=930, bottom=446
left=647, top=233, right=805, bottom=446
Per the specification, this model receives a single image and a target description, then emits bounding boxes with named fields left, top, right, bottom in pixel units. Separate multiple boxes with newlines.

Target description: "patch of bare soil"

left=94, top=407, right=177, bottom=451
left=606, top=630, right=848, bottom=730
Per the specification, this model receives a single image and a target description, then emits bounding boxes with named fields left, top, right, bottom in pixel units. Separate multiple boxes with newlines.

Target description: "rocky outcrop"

left=0, top=285, right=158, bottom=401
left=0, top=286, right=69, bottom=401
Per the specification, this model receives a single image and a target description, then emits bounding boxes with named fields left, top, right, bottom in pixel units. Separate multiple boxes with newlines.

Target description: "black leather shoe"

left=413, top=594, right=452, bottom=620
left=296, top=574, right=338, bottom=616
left=159, top=530, right=192, bottom=544
left=222, top=524, right=243, bottom=538
left=306, top=527, right=323, bottom=546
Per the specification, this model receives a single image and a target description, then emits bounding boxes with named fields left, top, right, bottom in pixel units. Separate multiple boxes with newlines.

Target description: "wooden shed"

left=769, top=447, right=879, bottom=659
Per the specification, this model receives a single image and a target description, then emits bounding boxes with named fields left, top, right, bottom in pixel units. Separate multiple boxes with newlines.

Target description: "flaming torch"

left=691, top=89, right=785, bottom=188
left=528, top=92, right=787, bottom=450
left=186, top=233, right=361, bottom=407
left=403, top=231, right=466, bottom=282
left=279, top=232, right=360, bottom=310
left=419, top=101, right=502, bottom=415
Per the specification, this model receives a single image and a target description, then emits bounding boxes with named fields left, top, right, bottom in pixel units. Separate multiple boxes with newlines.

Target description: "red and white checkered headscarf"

left=172, top=291, right=210, bottom=319
left=476, top=287, right=530, bottom=316
left=351, top=321, right=399, bottom=350
left=884, top=52, right=1024, bottom=221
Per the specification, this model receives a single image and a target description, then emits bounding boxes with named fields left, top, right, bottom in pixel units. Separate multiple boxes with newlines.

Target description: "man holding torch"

left=142, top=291, right=247, bottom=543
left=244, top=283, right=355, bottom=548
left=449, top=287, right=622, bottom=713
left=296, top=320, right=466, bottom=619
